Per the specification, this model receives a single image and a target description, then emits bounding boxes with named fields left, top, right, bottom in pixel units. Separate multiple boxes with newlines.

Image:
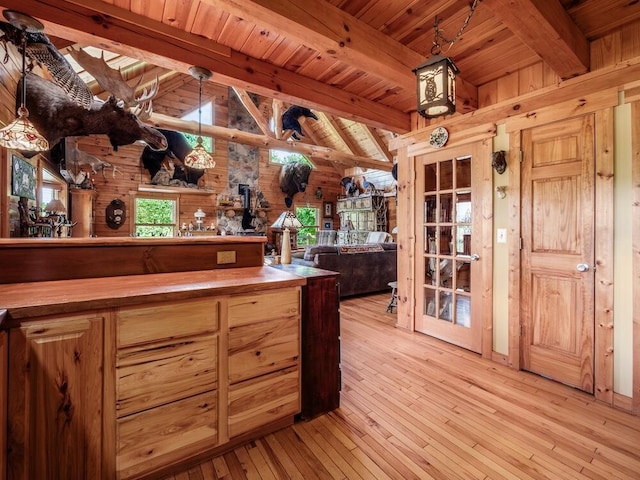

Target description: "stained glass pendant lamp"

left=184, top=66, right=215, bottom=169
left=0, top=10, right=49, bottom=152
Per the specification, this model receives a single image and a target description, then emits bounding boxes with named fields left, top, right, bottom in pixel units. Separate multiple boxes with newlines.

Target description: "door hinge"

left=519, top=150, right=524, bottom=163
left=519, top=237, right=523, bottom=250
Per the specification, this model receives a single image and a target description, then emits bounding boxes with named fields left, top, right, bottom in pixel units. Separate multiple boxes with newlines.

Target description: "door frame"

left=505, top=94, right=616, bottom=405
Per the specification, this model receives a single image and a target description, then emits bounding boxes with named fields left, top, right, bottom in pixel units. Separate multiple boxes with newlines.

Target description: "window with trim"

left=295, top=206, right=319, bottom=246
left=270, top=149, right=314, bottom=167
left=134, top=195, right=178, bottom=237
left=182, top=101, right=214, bottom=151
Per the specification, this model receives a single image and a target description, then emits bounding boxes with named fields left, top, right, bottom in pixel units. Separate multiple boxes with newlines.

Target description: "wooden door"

left=415, top=144, right=483, bottom=353
left=521, top=115, right=595, bottom=393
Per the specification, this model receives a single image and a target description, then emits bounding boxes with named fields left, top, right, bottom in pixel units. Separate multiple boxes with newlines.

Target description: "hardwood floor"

left=163, top=293, right=640, bottom=480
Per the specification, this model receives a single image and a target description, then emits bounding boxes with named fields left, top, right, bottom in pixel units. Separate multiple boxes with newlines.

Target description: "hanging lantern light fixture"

left=184, top=66, right=215, bottom=169
left=413, top=0, right=478, bottom=119
left=0, top=10, right=49, bottom=152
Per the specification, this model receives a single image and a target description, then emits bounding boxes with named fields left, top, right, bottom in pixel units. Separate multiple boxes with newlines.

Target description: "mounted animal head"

left=23, top=73, right=167, bottom=151
left=279, top=161, right=312, bottom=208
left=140, top=128, right=205, bottom=187
left=282, top=105, right=318, bottom=141
left=492, top=150, right=507, bottom=175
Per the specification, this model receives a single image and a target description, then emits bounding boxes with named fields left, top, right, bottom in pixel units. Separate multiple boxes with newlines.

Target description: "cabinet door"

left=7, top=312, right=104, bottom=480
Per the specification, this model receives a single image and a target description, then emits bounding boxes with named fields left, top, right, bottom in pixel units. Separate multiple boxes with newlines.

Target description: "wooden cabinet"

left=227, top=289, right=300, bottom=437
left=271, top=264, right=341, bottom=419
left=336, top=194, right=387, bottom=244
left=114, top=298, right=221, bottom=479
left=7, top=312, right=105, bottom=480
left=2, top=264, right=303, bottom=480
left=70, top=188, right=95, bottom=237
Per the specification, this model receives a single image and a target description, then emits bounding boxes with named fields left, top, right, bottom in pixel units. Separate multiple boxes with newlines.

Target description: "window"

left=270, top=149, right=314, bottom=167
left=134, top=196, right=178, bottom=237
left=295, top=206, right=318, bottom=246
left=181, top=101, right=214, bottom=151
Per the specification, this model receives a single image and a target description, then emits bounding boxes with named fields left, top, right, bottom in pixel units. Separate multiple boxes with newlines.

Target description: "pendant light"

left=0, top=10, right=49, bottom=152
left=183, top=66, right=215, bottom=169
left=413, top=0, right=478, bottom=119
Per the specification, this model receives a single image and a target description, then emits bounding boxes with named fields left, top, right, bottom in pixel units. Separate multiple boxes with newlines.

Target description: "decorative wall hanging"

left=11, top=153, right=36, bottom=199
left=106, top=198, right=126, bottom=229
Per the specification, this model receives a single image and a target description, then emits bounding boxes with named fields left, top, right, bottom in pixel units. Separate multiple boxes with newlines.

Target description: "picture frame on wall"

left=323, top=201, right=333, bottom=218
left=11, top=153, right=36, bottom=200
left=323, top=221, right=333, bottom=229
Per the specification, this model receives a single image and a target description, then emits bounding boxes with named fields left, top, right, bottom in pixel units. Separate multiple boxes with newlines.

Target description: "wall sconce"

left=492, top=150, right=507, bottom=174
left=495, top=186, right=507, bottom=199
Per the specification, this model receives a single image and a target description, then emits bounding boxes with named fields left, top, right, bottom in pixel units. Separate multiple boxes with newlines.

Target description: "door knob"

left=470, top=254, right=480, bottom=261
left=576, top=263, right=590, bottom=272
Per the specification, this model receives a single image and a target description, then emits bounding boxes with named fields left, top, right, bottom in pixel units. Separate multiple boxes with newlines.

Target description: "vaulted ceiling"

left=0, top=0, right=638, bottom=171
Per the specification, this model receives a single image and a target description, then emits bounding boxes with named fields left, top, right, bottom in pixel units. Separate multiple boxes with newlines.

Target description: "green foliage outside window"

left=295, top=207, right=318, bottom=245
left=270, top=150, right=313, bottom=167
left=183, top=132, right=213, bottom=152
left=135, top=198, right=176, bottom=237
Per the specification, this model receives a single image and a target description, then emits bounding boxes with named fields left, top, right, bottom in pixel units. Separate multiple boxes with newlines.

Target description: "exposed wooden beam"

left=362, top=125, right=394, bottom=163
left=317, top=113, right=357, bottom=155
left=0, top=1, right=410, bottom=133
left=231, top=87, right=274, bottom=137
left=204, top=0, right=478, bottom=115
left=482, top=0, right=589, bottom=79
left=149, top=112, right=392, bottom=172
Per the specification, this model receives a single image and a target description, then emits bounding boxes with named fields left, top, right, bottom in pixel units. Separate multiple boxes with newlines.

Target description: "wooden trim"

left=1, top=149, right=7, bottom=238
left=507, top=130, right=522, bottom=370
left=395, top=146, right=414, bottom=330
left=613, top=392, right=633, bottom=412
left=480, top=139, right=494, bottom=359
left=102, top=310, right=116, bottom=479
left=632, top=101, right=640, bottom=414
left=594, top=108, right=615, bottom=405
left=0, top=330, right=7, bottom=479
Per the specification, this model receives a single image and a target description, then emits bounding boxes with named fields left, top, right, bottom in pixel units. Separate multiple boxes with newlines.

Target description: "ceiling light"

left=184, top=66, right=215, bottom=169
left=414, top=1, right=478, bottom=119
left=0, top=10, right=49, bottom=152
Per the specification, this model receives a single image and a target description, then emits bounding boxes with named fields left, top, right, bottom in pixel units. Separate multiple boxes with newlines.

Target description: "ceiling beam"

left=362, top=125, right=394, bottom=163
left=231, top=87, right=274, bottom=137
left=149, top=112, right=392, bottom=172
left=482, top=0, right=589, bottom=79
left=0, top=1, right=410, bottom=133
left=205, top=0, right=478, bottom=115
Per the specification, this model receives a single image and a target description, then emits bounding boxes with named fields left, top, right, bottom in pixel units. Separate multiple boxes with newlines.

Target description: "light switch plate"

left=497, top=228, right=507, bottom=244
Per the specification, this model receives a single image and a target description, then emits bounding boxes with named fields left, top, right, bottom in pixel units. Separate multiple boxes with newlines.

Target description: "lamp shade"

left=414, top=55, right=458, bottom=119
left=271, top=211, right=303, bottom=230
left=184, top=140, right=216, bottom=169
left=45, top=198, right=66, bottom=214
left=0, top=107, right=49, bottom=151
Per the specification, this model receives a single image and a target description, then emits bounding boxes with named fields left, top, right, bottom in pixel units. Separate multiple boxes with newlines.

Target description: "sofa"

left=292, top=242, right=397, bottom=297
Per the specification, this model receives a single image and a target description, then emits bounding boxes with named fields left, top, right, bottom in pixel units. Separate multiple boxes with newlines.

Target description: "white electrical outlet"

left=497, top=228, right=507, bottom=244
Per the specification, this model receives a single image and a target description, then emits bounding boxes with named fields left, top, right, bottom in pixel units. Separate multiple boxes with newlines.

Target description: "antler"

left=69, top=46, right=158, bottom=111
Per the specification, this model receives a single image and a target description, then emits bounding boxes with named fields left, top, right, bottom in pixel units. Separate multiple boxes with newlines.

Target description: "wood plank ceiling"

left=0, top=0, right=638, bottom=171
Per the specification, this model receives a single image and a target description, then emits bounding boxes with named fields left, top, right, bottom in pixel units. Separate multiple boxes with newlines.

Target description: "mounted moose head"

left=279, top=161, right=312, bottom=208
left=1, top=19, right=166, bottom=152
left=23, top=73, right=167, bottom=152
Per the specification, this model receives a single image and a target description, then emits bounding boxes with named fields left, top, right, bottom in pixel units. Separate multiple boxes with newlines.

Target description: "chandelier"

left=184, top=66, right=215, bottom=169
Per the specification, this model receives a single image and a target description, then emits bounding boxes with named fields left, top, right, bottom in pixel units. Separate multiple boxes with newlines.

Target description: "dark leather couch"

left=292, top=243, right=397, bottom=297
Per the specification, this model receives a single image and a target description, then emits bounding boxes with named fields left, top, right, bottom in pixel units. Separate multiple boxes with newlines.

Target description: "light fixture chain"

left=432, top=0, right=479, bottom=54
left=198, top=76, right=203, bottom=137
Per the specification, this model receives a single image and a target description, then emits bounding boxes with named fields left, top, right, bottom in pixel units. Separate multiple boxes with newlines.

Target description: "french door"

left=415, top=144, right=483, bottom=353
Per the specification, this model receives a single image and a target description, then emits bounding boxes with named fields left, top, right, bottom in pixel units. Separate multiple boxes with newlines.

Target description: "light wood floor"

left=163, top=293, right=640, bottom=480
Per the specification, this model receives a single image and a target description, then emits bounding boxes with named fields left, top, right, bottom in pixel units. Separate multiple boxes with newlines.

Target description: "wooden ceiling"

left=0, top=0, right=638, bottom=171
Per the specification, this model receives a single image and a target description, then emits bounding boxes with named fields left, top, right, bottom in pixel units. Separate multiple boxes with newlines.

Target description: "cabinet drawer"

left=228, top=367, right=299, bottom=438
left=228, top=289, right=299, bottom=328
left=117, top=334, right=218, bottom=417
left=117, top=391, right=217, bottom=480
left=117, top=298, right=219, bottom=349
left=229, top=316, right=299, bottom=383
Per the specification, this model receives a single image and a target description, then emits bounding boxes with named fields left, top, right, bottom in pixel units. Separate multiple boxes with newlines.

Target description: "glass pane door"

left=416, top=149, right=481, bottom=353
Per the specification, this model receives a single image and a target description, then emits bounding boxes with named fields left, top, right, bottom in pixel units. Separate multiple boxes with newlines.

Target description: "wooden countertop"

left=0, top=236, right=266, bottom=248
left=0, top=266, right=305, bottom=325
